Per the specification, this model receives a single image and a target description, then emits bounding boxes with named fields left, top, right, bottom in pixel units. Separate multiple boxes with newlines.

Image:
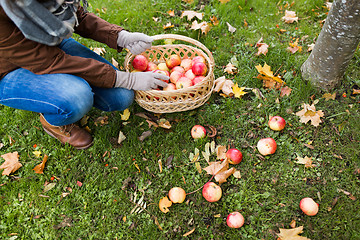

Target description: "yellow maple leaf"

left=232, top=84, right=248, bottom=98
left=296, top=102, right=324, bottom=127
left=33, top=150, right=42, bottom=158
left=295, top=156, right=314, bottom=168
left=0, top=152, right=22, bottom=176
left=277, top=226, right=311, bottom=240
left=322, top=92, right=336, bottom=101
left=255, top=63, right=284, bottom=84
left=219, top=0, right=231, bottom=3
left=120, top=109, right=130, bottom=121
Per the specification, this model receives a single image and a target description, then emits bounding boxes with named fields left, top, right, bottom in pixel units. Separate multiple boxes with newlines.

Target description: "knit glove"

left=114, top=71, right=169, bottom=91
left=117, top=30, right=153, bottom=55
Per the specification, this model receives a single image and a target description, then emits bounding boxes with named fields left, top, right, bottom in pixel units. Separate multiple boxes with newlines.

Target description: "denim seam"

left=0, top=97, right=66, bottom=115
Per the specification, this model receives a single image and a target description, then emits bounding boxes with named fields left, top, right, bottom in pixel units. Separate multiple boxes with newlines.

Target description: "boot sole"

left=42, top=126, right=93, bottom=150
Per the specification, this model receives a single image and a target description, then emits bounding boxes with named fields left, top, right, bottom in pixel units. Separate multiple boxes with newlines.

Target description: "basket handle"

left=151, top=34, right=215, bottom=68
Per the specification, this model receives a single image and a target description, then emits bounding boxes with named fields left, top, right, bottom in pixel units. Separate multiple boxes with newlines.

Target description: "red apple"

left=300, top=197, right=319, bottom=216
left=192, top=56, right=206, bottom=64
left=184, top=69, right=196, bottom=80
left=163, top=83, right=176, bottom=91
left=146, top=62, right=158, bottom=72
left=153, top=69, right=170, bottom=78
left=257, top=138, right=277, bottom=156
left=166, top=54, right=181, bottom=69
left=176, top=77, right=193, bottom=89
left=268, top=116, right=286, bottom=131
left=180, top=58, right=193, bottom=71
left=170, top=71, right=183, bottom=84
left=192, top=62, right=207, bottom=76
left=226, top=148, right=243, bottom=164
left=170, top=66, right=185, bottom=74
left=158, top=62, right=170, bottom=72
left=226, top=212, right=245, bottom=228
left=202, top=182, right=222, bottom=202
left=132, top=55, right=148, bottom=71
left=191, top=125, right=206, bottom=139
left=192, top=76, right=205, bottom=85
left=168, top=187, right=186, bottom=203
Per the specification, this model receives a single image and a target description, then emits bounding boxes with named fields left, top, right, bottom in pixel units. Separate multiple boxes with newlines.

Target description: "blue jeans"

left=0, top=38, right=134, bottom=126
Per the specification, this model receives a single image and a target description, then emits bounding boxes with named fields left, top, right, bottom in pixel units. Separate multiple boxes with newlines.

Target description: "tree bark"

left=301, top=0, right=360, bottom=91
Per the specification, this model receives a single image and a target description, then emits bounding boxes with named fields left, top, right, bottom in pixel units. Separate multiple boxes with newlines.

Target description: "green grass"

left=1, top=0, right=360, bottom=239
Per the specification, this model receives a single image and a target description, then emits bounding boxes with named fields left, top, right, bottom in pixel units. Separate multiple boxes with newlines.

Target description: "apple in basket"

left=166, top=54, right=181, bottom=69
left=170, top=71, right=183, bottom=84
left=180, top=58, right=193, bottom=71
left=184, top=69, right=196, bottom=81
left=170, top=66, right=185, bottom=74
left=132, top=55, right=148, bottom=71
left=163, top=83, right=176, bottom=91
left=176, top=77, right=193, bottom=89
left=192, top=56, right=206, bottom=64
left=153, top=69, right=170, bottom=78
left=192, top=62, right=207, bottom=76
left=192, top=76, right=205, bottom=85
left=146, top=62, right=158, bottom=72
left=158, top=62, right=170, bottom=72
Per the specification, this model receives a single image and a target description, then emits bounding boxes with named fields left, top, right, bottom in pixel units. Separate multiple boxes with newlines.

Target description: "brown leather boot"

left=39, top=114, right=93, bottom=150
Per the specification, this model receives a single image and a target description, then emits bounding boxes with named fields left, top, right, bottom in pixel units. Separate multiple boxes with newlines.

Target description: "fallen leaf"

left=167, top=10, right=175, bottom=17
left=216, top=145, right=227, bottom=160
left=219, top=0, right=231, bottom=3
left=94, top=116, right=108, bottom=126
left=111, top=57, right=119, bottom=69
left=289, top=219, right=297, bottom=228
left=138, top=130, right=152, bottom=141
left=183, top=228, right=196, bottom=237
left=255, top=63, right=284, bottom=84
left=203, top=159, right=235, bottom=184
left=0, top=152, right=22, bottom=176
left=190, top=20, right=211, bottom=34
left=307, top=43, right=315, bottom=52
left=120, top=109, right=130, bottom=121
left=282, top=10, right=299, bottom=23
left=233, top=84, right=248, bottom=98
left=322, top=92, right=336, bottom=101
left=33, top=154, right=48, bottom=174
left=117, top=131, right=126, bottom=145
left=163, top=22, right=174, bottom=30
left=280, top=86, right=292, bottom=97
left=295, top=156, right=315, bottom=168
left=76, top=181, right=83, bottom=187
left=159, top=196, right=172, bottom=213
left=182, top=0, right=194, bottom=3
left=233, top=170, right=241, bottom=179
left=93, top=47, right=106, bottom=55
left=277, top=226, right=310, bottom=240
left=224, top=63, right=237, bottom=74
left=287, top=39, right=302, bottom=54
left=33, top=150, right=42, bottom=158
left=181, top=10, right=203, bottom=21
left=53, top=216, right=72, bottom=230
left=226, top=22, right=236, bottom=33
left=213, top=76, right=234, bottom=96
left=352, top=89, right=360, bottom=95
left=296, top=103, right=324, bottom=127
left=158, top=118, right=171, bottom=129
left=255, top=38, right=269, bottom=56
left=210, top=16, right=219, bottom=26
left=43, top=182, right=56, bottom=192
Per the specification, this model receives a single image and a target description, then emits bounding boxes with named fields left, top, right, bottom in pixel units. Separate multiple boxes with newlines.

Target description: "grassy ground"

left=1, top=0, right=359, bottom=239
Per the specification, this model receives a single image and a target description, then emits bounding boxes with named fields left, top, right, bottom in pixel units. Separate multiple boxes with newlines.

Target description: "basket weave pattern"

left=124, top=34, right=215, bottom=113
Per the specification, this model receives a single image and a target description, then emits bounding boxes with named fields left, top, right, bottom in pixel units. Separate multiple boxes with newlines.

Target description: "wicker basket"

left=124, top=34, right=215, bottom=113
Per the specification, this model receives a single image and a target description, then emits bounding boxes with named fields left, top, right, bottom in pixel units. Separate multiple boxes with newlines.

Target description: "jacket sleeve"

left=0, top=7, right=120, bottom=88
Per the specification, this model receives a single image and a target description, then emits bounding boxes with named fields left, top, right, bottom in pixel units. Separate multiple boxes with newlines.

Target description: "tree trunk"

left=301, top=0, right=360, bottom=91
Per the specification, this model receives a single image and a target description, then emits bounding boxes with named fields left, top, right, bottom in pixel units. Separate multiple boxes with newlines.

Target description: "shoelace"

left=59, top=124, right=75, bottom=137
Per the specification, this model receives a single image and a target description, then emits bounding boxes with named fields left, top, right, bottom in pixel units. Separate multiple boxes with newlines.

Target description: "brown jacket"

left=0, top=6, right=123, bottom=88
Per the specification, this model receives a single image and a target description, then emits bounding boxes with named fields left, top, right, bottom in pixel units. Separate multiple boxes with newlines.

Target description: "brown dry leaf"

left=163, top=22, right=174, bottom=30
left=219, top=0, right=231, bottom=3
left=287, top=39, right=302, bottom=54
left=182, top=0, right=194, bottom=3
left=33, top=154, right=49, bottom=174
left=224, top=63, right=237, bottom=74
left=289, top=219, right=297, bottom=228
left=295, top=156, right=315, bottom=168
left=213, top=76, right=234, bottom=96
left=282, top=10, right=299, bottom=23
left=118, top=131, right=126, bottom=145
left=233, top=170, right=241, bottom=179
left=157, top=118, right=171, bottom=129
left=226, top=22, right=236, bottom=33
left=233, top=84, right=248, bottom=99
left=94, top=116, right=108, bottom=126
left=190, top=20, right=211, bottom=34
left=280, top=86, right=292, bottom=97
left=277, top=226, right=311, bottom=240
left=255, top=38, right=269, bottom=56
left=295, top=103, right=324, bottom=127
left=210, top=16, right=219, bottom=26
left=322, top=92, right=336, bottom=101
left=93, top=47, right=106, bottom=55
left=352, top=89, right=360, bottom=95
left=0, top=152, right=22, bottom=176
left=159, top=196, right=172, bottom=213
left=183, top=228, right=196, bottom=237
left=203, top=159, right=235, bottom=184
left=181, top=10, right=203, bottom=21
left=216, top=145, right=227, bottom=160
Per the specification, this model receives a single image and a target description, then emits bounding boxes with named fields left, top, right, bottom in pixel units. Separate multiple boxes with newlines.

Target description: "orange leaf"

left=210, top=16, right=219, bottom=26
left=352, top=89, right=360, bottom=95
left=296, top=103, right=324, bottom=127
left=33, top=154, right=48, bottom=174
left=167, top=10, right=175, bottom=17
left=280, top=86, right=292, bottom=97
left=203, top=159, right=235, bottom=184
left=0, top=152, right=22, bottom=176
left=159, top=196, right=172, bottom=213
left=183, top=228, right=196, bottom=237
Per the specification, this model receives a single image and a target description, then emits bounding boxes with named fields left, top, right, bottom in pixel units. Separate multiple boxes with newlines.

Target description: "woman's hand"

left=117, top=30, right=153, bottom=55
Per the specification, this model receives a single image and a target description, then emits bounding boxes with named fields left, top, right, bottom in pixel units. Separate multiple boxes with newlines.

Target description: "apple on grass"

left=268, top=116, right=286, bottom=131
left=257, top=138, right=277, bottom=156
left=166, top=54, right=181, bottom=69
left=168, top=187, right=186, bottom=203
left=132, top=55, right=148, bottom=71
left=192, top=62, right=207, bottom=76
left=176, top=77, right=193, bottom=89
left=191, top=125, right=206, bottom=139
left=226, top=212, right=245, bottom=228
left=226, top=148, right=243, bottom=164
left=300, top=197, right=319, bottom=216
left=202, top=182, right=222, bottom=202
